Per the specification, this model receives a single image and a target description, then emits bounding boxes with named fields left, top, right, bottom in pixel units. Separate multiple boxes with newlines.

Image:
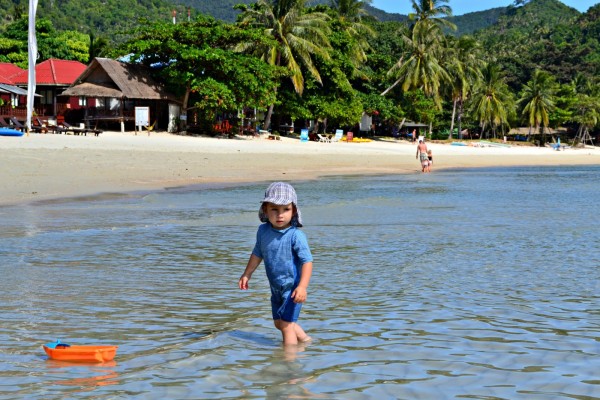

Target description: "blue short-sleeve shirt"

left=252, top=223, right=313, bottom=321
left=252, top=223, right=312, bottom=291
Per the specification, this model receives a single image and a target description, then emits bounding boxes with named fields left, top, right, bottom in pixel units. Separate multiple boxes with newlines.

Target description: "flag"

left=27, top=0, right=38, bottom=132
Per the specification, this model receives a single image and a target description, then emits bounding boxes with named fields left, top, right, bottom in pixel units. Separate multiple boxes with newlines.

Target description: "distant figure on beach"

left=416, top=139, right=429, bottom=173
left=239, top=182, right=313, bottom=346
left=427, top=149, right=433, bottom=172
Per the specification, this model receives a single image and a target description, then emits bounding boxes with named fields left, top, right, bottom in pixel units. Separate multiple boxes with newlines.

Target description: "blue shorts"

left=271, top=288, right=302, bottom=322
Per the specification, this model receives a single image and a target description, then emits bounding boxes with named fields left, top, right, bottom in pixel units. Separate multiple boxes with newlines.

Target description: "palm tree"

left=329, top=0, right=376, bottom=75
left=382, top=20, right=449, bottom=110
left=381, top=1, right=455, bottom=134
left=408, top=0, right=456, bottom=31
left=237, top=0, right=331, bottom=129
left=445, top=35, right=482, bottom=139
left=517, top=69, right=556, bottom=143
left=331, top=0, right=370, bottom=20
left=572, top=93, right=600, bottom=145
left=470, top=63, right=514, bottom=138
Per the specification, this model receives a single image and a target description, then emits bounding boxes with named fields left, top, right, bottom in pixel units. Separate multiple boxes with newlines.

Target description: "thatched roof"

left=509, top=127, right=568, bottom=135
left=61, top=57, right=180, bottom=103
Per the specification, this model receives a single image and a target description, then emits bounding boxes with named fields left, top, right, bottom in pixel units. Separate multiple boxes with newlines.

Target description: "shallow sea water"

left=1, top=166, right=599, bottom=399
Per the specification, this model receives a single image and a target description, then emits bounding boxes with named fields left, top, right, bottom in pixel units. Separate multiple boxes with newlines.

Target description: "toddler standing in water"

left=427, top=149, right=433, bottom=172
left=239, top=182, right=313, bottom=345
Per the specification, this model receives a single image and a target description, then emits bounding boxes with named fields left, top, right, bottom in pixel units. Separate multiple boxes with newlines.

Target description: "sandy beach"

left=1, top=130, right=598, bottom=206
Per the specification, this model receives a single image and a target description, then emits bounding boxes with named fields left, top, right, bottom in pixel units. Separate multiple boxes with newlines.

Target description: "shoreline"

left=1, top=131, right=598, bottom=206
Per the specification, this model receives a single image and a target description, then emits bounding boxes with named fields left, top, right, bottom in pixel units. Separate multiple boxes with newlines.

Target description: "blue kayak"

left=0, top=128, right=24, bottom=137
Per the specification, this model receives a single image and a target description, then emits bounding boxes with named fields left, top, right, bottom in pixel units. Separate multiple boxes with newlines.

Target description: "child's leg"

left=293, top=323, right=311, bottom=343
left=274, top=319, right=298, bottom=345
left=274, top=320, right=311, bottom=345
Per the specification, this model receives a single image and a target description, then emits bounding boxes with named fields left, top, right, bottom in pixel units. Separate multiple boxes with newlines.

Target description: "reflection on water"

left=46, top=360, right=119, bottom=390
left=0, top=166, right=599, bottom=399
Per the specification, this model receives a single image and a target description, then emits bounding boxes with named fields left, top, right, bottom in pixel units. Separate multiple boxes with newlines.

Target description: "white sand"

left=1, top=130, right=598, bottom=205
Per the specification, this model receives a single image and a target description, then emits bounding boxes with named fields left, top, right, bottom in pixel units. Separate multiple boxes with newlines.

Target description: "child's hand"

left=239, top=275, right=250, bottom=290
left=291, top=286, right=307, bottom=303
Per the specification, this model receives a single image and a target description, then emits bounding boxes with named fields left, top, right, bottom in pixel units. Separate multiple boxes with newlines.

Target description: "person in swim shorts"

left=239, top=182, right=314, bottom=345
left=416, top=139, right=429, bottom=173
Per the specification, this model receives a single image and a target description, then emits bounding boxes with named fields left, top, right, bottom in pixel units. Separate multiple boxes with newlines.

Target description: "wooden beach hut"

left=60, top=57, right=181, bottom=132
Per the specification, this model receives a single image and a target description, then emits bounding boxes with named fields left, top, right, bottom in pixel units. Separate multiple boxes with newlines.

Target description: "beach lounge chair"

left=31, top=117, right=49, bottom=133
left=46, top=121, right=66, bottom=134
left=62, top=121, right=92, bottom=136
left=317, top=133, right=330, bottom=143
left=331, top=129, right=343, bottom=143
left=9, top=116, right=26, bottom=132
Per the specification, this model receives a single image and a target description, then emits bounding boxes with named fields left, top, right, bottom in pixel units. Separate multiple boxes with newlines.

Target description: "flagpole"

left=27, top=0, right=39, bottom=136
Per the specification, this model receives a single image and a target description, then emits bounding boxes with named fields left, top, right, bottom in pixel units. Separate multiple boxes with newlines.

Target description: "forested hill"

left=0, top=0, right=177, bottom=40
left=0, top=0, right=509, bottom=38
left=0, top=0, right=596, bottom=79
left=474, top=0, right=595, bottom=88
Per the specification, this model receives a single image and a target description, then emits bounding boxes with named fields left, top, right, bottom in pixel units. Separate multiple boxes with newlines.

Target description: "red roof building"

left=3, top=59, right=89, bottom=117
left=0, top=63, right=25, bottom=84
left=11, top=59, right=87, bottom=86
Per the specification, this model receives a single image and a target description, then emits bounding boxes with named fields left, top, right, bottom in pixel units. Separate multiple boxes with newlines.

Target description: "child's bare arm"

left=292, top=261, right=313, bottom=303
left=239, top=254, right=262, bottom=290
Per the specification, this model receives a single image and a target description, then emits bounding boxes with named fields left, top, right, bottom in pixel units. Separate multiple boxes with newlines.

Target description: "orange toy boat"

left=43, top=340, right=118, bottom=363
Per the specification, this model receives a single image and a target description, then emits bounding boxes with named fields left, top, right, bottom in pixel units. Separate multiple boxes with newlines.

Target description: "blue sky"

left=370, top=0, right=599, bottom=15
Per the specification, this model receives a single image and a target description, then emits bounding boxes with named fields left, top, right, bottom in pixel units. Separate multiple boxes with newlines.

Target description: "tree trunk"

left=179, top=85, right=191, bottom=133
left=263, top=104, right=274, bottom=131
left=457, top=100, right=463, bottom=139
left=263, top=85, right=278, bottom=131
left=449, top=97, right=457, bottom=139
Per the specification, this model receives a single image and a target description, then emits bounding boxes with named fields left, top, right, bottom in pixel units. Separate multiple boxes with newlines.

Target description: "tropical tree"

left=470, top=63, right=514, bottom=138
left=572, top=93, right=600, bottom=144
left=328, top=0, right=376, bottom=75
left=445, top=35, right=482, bottom=138
left=0, top=17, right=91, bottom=65
left=517, top=69, right=556, bottom=142
left=570, top=74, right=600, bottom=144
left=408, top=0, right=456, bottom=31
left=236, top=0, right=332, bottom=130
left=382, top=20, right=450, bottom=111
left=117, top=16, right=281, bottom=132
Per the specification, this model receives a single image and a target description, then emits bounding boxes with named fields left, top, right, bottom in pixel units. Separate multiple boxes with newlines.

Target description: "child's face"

left=264, top=202, right=294, bottom=229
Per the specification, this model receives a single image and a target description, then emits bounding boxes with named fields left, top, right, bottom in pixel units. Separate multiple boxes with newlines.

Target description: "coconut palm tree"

left=517, top=69, right=556, bottom=143
left=572, top=93, right=600, bottom=145
left=237, top=0, right=332, bottom=130
left=381, top=0, right=455, bottom=129
left=331, top=0, right=370, bottom=20
left=382, top=20, right=449, bottom=110
left=470, top=63, right=514, bottom=138
left=445, top=35, right=482, bottom=139
left=329, top=0, right=376, bottom=75
left=408, top=0, right=456, bottom=31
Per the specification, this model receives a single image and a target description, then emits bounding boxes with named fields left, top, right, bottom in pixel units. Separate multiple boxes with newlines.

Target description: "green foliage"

left=0, top=37, right=25, bottom=65
left=475, top=0, right=582, bottom=89
left=0, top=17, right=89, bottom=65
left=401, top=89, right=439, bottom=125
left=116, top=16, right=281, bottom=123
left=0, top=0, right=597, bottom=136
